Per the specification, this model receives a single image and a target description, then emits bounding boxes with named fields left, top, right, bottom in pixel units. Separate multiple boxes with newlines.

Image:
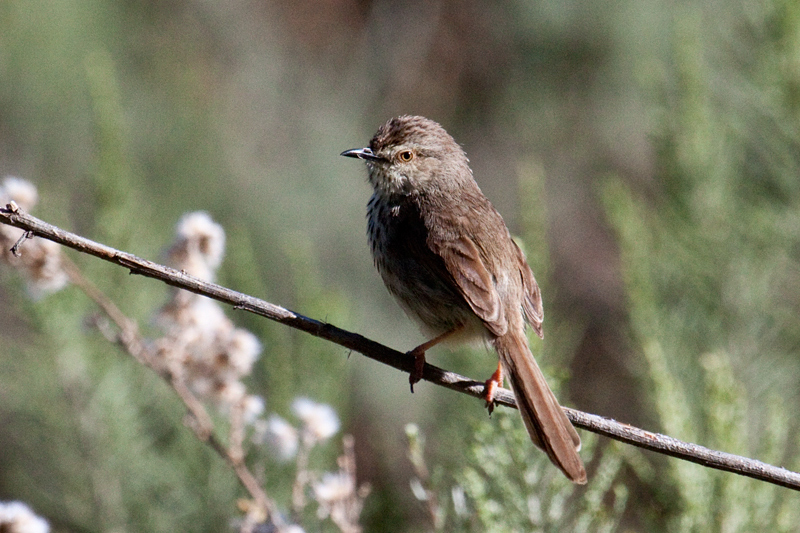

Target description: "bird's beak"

left=340, top=147, right=381, bottom=161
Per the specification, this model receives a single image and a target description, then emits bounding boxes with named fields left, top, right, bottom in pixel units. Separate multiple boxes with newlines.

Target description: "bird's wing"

left=431, top=233, right=508, bottom=337
left=514, top=241, right=544, bottom=338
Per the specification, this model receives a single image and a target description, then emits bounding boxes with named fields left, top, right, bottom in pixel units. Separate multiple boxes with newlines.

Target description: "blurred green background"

left=2, top=0, right=800, bottom=531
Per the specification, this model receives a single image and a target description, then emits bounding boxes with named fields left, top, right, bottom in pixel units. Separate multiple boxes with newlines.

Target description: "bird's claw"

left=408, top=348, right=425, bottom=393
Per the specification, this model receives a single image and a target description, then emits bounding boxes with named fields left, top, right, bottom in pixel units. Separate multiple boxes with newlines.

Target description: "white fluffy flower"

left=183, top=296, right=231, bottom=332
left=169, top=211, right=226, bottom=278
left=0, top=177, right=68, bottom=297
left=0, top=177, right=38, bottom=210
left=225, top=329, right=261, bottom=375
left=262, top=414, right=299, bottom=461
left=313, top=472, right=355, bottom=517
left=241, top=394, right=265, bottom=425
left=0, top=501, right=50, bottom=533
left=21, top=239, right=69, bottom=298
left=292, top=398, right=340, bottom=443
left=214, top=380, right=246, bottom=409
left=155, top=292, right=230, bottom=335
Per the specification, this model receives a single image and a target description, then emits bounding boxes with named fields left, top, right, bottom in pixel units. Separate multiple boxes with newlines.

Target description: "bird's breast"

left=366, top=192, right=484, bottom=338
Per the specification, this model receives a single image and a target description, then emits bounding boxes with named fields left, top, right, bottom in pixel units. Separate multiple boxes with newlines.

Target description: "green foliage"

left=457, top=415, right=627, bottom=533
left=605, top=177, right=800, bottom=531
left=600, top=4, right=800, bottom=515
left=594, top=5, right=800, bottom=529
left=406, top=412, right=630, bottom=533
left=3, top=0, right=800, bottom=531
left=1, top=287, right=239, bottom=531
left=84, top=47, right=138, bottom=244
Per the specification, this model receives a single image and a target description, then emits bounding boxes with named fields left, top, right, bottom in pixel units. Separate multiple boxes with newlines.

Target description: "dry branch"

left=59, top=255, right=285, bottom=529
left=2, top=204, right=799, bottom=492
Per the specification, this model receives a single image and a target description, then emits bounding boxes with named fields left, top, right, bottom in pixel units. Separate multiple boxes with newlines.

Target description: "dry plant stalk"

left=2, top=193, right=800, bottom=493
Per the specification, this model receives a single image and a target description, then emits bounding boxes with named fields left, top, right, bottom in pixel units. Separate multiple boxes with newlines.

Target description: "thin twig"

left=10, top=230, right=33, bottom=257
left=2, top=205, right=800, bottom=491
left=333, top=434, right=368, bottom=533
left=406, top=425, right=442, bottom=530
left=291, top=432, right=314, bottom=520
left=60, top=256, right=161, bottom=370
left=51, top=248, right=284, bottom=528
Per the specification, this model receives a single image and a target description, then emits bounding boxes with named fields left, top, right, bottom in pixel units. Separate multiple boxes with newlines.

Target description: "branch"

left=58, top=255, right=286, bottom=529
left=2, top=205, right=800, bottom=492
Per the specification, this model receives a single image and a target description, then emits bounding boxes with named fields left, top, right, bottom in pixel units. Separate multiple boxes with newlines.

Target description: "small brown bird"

left=341, top=115, right=586, bottom=484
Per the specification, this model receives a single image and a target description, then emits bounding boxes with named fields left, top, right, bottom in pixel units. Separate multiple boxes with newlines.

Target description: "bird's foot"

left=483, top=362, right=504, bottom=415
left=405, top=327, right=462, bottom=393
left=407, top=347, right=426, bottom=393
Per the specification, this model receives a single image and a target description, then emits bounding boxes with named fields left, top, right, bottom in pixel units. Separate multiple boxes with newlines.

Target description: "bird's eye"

left=397, top=150, right=414, bottom=162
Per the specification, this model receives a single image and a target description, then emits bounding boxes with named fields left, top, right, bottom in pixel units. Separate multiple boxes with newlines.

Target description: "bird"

left=341, top=115, right=586, bottom=484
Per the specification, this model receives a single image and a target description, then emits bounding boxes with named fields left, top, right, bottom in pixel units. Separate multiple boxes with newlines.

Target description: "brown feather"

left=515, top=241, right=544, bottom=339
left=495, top=330, right=586, bottom=483
left=434, top=235, right=507, bottom=337
left=348, top=115, right=586, bottom=484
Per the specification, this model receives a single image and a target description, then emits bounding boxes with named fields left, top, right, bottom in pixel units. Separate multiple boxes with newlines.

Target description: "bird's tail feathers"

left=495, top=331, right=586, bottom=484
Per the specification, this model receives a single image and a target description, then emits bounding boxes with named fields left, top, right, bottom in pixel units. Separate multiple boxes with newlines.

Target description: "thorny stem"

left=3, top=205, right=800, bottom=492
left=10, top=229, right=33, bottom=257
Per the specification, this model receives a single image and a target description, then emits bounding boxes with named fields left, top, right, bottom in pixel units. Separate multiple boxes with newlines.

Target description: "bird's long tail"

left=494, top=330, right=587, bottom=484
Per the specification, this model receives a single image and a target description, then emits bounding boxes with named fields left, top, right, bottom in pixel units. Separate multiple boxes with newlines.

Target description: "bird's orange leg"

left=407, top=326, right=462, bottom=392
left=483, top=361, right=504, bottom=414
